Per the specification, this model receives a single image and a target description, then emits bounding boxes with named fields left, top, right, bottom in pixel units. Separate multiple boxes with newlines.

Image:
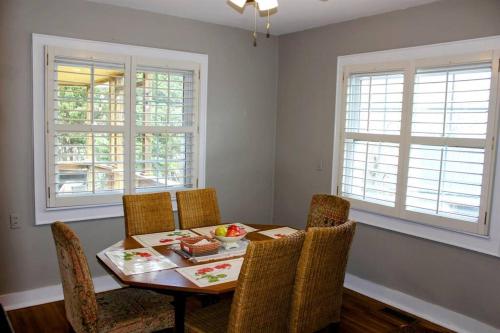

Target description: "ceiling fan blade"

left=229, top=0, right=248, bottom=8
left=256, top=0, right=278, bottom=11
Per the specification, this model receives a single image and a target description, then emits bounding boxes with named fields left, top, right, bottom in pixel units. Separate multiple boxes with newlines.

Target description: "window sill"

left=350, top=208, right=500, bottom=258
left=35, top=200, right=178, bottom=226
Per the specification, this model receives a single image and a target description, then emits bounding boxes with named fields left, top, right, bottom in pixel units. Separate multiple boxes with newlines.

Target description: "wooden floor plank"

left=7, top=288, right=454, bottom=333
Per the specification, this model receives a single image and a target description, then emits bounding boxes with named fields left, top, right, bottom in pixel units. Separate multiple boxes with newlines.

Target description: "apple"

left=214, top=226, right=228, bottom=236
left=228, top=225, right=241, bottom=233
left=226, top=229, right=238, bottom=237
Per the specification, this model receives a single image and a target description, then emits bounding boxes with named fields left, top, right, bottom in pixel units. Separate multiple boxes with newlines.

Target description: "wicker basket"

left=180, top=236, right=221, bottom=256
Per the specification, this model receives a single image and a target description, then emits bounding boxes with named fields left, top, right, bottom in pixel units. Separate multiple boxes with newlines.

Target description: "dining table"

left=96, top=223, right=291, bottom=333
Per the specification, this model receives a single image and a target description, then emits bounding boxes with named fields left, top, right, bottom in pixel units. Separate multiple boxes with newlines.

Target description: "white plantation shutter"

left=341, top=72, right=404, bottom=208
left=338, top=56, right=497, bottom=235
left=405, top=63, right=492, bottom=224
left=46, top=47, right=200, bottom=208
left=133, top=66, right=198, bottom=192
left=47, top=54, right=129, bottom=207
left=406, top=145, right=484, bottom=222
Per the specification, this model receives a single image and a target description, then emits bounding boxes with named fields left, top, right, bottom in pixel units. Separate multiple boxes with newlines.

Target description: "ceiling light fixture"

left=228, top=0, right=278, bottom=47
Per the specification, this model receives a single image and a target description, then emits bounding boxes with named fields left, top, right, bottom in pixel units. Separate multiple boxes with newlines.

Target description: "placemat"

left=132, top=229, right=199, bottom=247
left=106, top=247, right=177, bottom=275
left=258, top=227, right=299, bottom=239
left=176, top=258, right=244, bottom=287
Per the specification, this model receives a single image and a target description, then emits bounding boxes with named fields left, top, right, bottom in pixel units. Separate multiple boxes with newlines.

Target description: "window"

left=45, top=48, right=201, bottom=208
left=337, top=54, right=498, bottom=236
left=33, top=34, right=207, bottom=224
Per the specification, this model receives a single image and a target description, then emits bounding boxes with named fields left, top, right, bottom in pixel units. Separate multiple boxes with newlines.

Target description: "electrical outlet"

left=9, top=214, right=20, bottom=229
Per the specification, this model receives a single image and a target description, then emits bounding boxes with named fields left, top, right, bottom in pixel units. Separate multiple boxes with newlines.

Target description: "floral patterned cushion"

left=306, top=194, right=350, bottom=228
left=52, top=222, right=99, bottom=333
left=51, top=222, right=175, bottom=333
left=97, top=288, right=175, bottom=333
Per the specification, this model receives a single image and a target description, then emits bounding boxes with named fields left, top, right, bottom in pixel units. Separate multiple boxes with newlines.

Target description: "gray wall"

left=3, top=0, right=500, bottom=329
left=0, top=0, right=278, bottom=294
left=275, top=0, right=500, bottom=328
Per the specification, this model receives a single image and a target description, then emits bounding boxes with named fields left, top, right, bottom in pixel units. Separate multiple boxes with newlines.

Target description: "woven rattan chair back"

left=289, top=220, right=356, bottom=333
left=306, top=194, right=350, bottom=228
left=123, top=192, right=175, bottom=237
left=51, top=222, right=98, bottom=333
left=227, top=232, right=305, bottom=333
left=176, top=188, right=221, bottom=229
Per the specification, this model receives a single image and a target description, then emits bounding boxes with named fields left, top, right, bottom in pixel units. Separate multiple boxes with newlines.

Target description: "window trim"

left=33, top=34, right=208, bottom=225
left=332, top=35, right=500, bottom=257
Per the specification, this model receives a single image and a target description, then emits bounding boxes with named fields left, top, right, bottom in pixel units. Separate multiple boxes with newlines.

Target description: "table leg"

left=173, top=294, right=186, bottom=333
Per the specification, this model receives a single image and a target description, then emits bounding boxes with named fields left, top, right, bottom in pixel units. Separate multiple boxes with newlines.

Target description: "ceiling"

left=86, top=0, right=440, bottom=35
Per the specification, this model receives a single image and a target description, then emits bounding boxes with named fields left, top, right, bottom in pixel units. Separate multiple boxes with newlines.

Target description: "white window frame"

left=333, top=35, right=500, bottom=257
left=33, top=34, right=208, bottom=225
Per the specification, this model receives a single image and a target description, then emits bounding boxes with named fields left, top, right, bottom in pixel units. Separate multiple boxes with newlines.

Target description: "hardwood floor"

left=6, top=288, right=453, bottom=333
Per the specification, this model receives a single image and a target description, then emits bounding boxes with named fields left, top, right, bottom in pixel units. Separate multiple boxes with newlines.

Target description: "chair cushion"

left=185, top=300, right=231, bottom=333
left=96, top=288, right=174, bottom=333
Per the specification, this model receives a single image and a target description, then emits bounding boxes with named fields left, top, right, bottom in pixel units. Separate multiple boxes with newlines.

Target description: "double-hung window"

left=46, top=47, right=200, bottom=208
left=337, top=51, right=499, bottom=236
left=33, top=35, right=207, bottom=224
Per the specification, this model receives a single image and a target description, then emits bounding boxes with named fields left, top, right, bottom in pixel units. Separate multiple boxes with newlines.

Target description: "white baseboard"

left=344, top=273, right=500, bottom=333
left=1, top=272, right=498, bottom=333
left=0, top=275, right=123, bottom=311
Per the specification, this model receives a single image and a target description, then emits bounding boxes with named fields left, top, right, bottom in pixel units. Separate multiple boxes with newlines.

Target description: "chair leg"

left=327, top=322, right=340, bottom=333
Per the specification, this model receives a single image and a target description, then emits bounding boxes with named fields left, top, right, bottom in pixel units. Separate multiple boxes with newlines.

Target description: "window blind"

left=406, top=145, right=484, bottom=222
left=342, top=140, right=399, bottom=206
left=405, top=63, right=492, bottom=223
left=345, top=72, right=404, bottom=135
left=46, top=48, right=201, bottom=208
left=341, top=72, right=404, bottom=207
left=412, top=63, right=491, bottom=138
left=134, top=66, right=197, bottom=192
left=51, top=57, right=126, bottom=201
left=53, top=58, right=126, bottom=126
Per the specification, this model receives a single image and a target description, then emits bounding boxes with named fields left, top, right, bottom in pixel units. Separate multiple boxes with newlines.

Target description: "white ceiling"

left=86, top=0, right=440, bottom=35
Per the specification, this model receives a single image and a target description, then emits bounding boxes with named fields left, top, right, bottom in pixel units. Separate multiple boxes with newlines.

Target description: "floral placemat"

left=176, top=258, right=244, bottom=287
left=106, top=247, right=178, bottom=276
left=191, top=223, right=258, bottom=237
left=258, top=227, right=299, bottom=239
left=132, top=230, right=199, bottom=247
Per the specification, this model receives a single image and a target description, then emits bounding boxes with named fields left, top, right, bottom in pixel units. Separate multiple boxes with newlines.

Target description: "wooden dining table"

left=96, top=224, right=287, bottom=333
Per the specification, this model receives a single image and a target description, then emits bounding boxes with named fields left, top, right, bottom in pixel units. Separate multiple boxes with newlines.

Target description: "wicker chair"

left=123, top=192, right=175, bottom=237
left=176, top=188, right=221, bottom=229
left=185, top=232, right=306, bottom=333
left=51, top=222, right=175, bottom=333
left=306, top=194, right=350, bottom=229
left=289, top=220, right=356, bottom=333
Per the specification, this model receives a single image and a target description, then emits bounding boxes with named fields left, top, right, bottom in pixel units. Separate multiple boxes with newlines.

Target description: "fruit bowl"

left=211, top=224, right=247, bottom=249
left=212, top=232, right=247, bottom=244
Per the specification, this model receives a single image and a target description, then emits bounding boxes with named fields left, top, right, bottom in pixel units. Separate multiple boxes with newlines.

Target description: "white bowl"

left=211, top=231, right=247, bottom=243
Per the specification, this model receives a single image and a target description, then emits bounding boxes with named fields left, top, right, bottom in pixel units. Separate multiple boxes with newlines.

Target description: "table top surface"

left=97, top=224, right=287, bottom=295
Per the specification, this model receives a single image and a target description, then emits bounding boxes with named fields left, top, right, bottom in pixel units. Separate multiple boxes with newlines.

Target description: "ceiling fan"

left=228, top=0, right=279, bottom=46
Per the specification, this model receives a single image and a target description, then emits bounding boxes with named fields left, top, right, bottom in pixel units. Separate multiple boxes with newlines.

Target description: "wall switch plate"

left=316, top=159, right=324, bottom=171
left=9, top=214, right=20, bottom=229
